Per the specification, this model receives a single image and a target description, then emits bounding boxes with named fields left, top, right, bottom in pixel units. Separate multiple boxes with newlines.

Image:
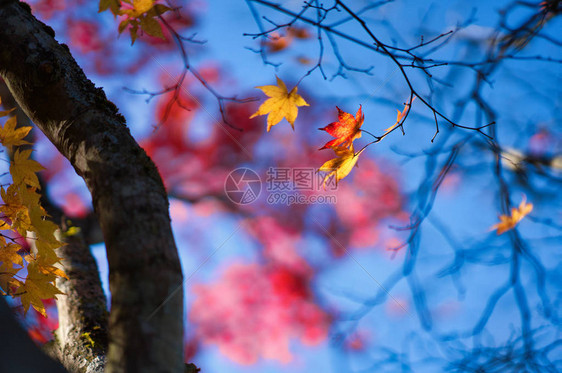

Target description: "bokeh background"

left=4, top=0, right=561, bottom=372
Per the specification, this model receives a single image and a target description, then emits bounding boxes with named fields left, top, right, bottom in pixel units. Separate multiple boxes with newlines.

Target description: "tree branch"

left=50, top=224, right=108, bottom=373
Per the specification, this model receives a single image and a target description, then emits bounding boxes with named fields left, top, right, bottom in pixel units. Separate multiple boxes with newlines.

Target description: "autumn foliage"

left=190, top=262, right=329, bottom=364
left=0, top=99, right=65, bottom=317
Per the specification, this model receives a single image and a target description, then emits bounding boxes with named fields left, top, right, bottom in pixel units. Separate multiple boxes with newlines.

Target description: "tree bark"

left=52, top=225, right=109, bottom=373
left=0, top=1, right=184, bottom=372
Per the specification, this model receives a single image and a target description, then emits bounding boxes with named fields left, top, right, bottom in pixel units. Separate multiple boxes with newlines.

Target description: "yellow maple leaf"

left=0, top=184, right=33, bottom=235
left=116, top=1, right=170, bottom=44
left=0, top=262, right=20, bottom=295
left=18, top=261, right=64, bottom=316
left=37, top=263, right=68, bottom=280
left=129, top=23, right=140, bottom=44
left=35, top=242, right=64, bottom=263
left=0, top=241, right=23, bottom=267
left=0, top=113, right=65, bottom=307
left=491, top=197, right=533, bottom=234
left=318, top=145, right=364, bottom=188
left=250, top=76, right=309, bottom=132
left=0, top=116, right=31, bottom=148
left=10, top=149, right=44, bottom=188
left=0, top=108, right=16, bottom=118
left=140, top=15, right=165, bottom=39
left=28, top=200, right=55, bottom=231
left=30, top=213, right=59, bottom=242
left=133, top=0, right=154, bottom=13
left=120, top=0, right=154, bottom=17
left=99, top=0, right=121, bottom=15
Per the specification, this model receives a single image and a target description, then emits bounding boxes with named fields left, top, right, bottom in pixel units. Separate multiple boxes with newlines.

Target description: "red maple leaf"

left=318, top=105, right=364, bottom=150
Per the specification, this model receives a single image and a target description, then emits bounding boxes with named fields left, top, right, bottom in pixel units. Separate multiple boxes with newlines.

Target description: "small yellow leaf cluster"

left=250, top=77, right=418, bottom=188
left=317, top=106, right=365, bottom=188
left=99, top=0, right=171, bottom=44
left=317, top=98, right=416, bottom=187
left=0, top=99, right=65, bottom=317
left=491, top=197, right=533, bottom=235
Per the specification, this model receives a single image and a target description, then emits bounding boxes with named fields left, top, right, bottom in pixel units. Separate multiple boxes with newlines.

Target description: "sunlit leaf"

left=0, top=116, right=31, bottom=148
left=133, top=0, right=154, bottom=14
left=0, top=238, right=23, bottom=267
left=250, top=77, right=309, bottom=132
left=318, top=145, right=364, bottom=188
left=10, top=149, right=44, bottom=188
left=319, top=106, right=364, bottom=150
left=381, top=97, right=416, bottom=137
left=491, top=197, right=533, bottom=234
left=18, top=261, right=64, bottom=316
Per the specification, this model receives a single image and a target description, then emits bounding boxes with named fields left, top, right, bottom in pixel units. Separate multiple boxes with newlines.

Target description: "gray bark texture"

left=52, top=226, right=109, bottom=373
left=0, top=1, right=185, bottom=372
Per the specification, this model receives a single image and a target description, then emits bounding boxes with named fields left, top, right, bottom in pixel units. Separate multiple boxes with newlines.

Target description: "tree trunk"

left=0, top=1, right=184, bottom=372
left=51, top=226, right=109, bottom=373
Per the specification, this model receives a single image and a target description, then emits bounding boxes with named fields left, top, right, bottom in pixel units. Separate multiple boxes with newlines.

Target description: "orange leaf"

left=264, top=32, right=291, bottom=53
left=381, top=97, right=416, bottom=137
left=0, top=108, right=16, bottom=118
left=491, top=197, right=533, bottom=234
left=319, top=106, right=364, bottom=150
left=287, top=26, right=310, bottom=39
